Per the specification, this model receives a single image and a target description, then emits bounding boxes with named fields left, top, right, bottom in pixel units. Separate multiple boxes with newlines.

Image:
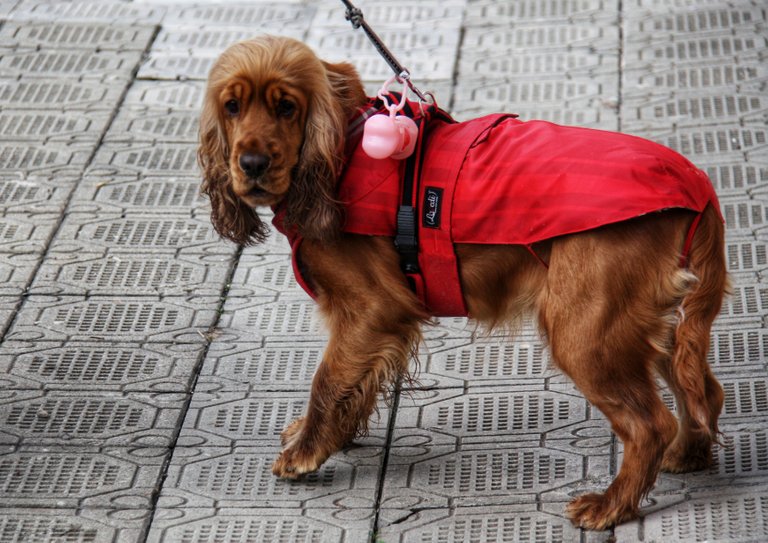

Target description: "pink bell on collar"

left=362, top=75, right=421, bottom=160
left=362, top=113, right=418, bottom=160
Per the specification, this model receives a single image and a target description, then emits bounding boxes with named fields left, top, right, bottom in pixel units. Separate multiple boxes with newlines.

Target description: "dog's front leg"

left=271, top=328, right=415, bottom=478
left=271, top=237, right=426, bottom=479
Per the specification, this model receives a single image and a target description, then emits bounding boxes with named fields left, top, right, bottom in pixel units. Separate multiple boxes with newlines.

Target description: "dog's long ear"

left=284, top=61, right=366, bottom=242
left=322, top=61, right=367, bottom=117
left=198, top=88, right=268, bottom=245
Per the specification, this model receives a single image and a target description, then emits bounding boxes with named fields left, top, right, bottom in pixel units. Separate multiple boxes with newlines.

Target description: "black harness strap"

left=394, top=99, right=426, bottom=276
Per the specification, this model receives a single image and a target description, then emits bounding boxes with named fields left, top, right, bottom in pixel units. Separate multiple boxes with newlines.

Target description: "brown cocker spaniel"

left=199, top=35, right=728, bottom=530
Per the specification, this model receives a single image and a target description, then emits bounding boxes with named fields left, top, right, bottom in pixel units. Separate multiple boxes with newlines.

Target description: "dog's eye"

left=224, top=99, right=240, bottom=117
left=276, top=98, right=296, bottom=119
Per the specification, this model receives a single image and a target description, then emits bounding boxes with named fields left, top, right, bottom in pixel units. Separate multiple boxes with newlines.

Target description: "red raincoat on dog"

left=274, top=101, right=721, bottom=317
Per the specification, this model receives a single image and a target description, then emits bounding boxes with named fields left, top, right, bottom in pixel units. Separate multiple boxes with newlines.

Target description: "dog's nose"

left=239, top=152, right=270, bottom=178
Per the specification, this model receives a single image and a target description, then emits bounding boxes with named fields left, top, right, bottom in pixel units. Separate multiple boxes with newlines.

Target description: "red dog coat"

left=274, top=101, right=721, bottom=317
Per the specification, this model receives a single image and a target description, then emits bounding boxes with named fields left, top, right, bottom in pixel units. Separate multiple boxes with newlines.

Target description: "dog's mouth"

left=246, top=185, right=268, bottom=198
left=237, top=180, right=286, bottom=207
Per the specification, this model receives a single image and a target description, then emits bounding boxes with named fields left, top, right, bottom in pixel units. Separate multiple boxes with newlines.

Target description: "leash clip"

left=340, top=0, right=431, bottom=104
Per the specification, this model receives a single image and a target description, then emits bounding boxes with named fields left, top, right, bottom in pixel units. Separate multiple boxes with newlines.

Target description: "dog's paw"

left=271, top=445, right=323, bottom=479
left=566, top=493, right=636, bottom=531
left=661, top=441, right=712, bottom=473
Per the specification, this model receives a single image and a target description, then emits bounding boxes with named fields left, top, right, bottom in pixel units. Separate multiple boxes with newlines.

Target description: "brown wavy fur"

left=199, top=36, right=729, bottom=530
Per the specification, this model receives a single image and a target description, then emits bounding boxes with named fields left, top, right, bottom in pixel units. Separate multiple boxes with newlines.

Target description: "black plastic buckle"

left=395, top=205, right=420, bottom=273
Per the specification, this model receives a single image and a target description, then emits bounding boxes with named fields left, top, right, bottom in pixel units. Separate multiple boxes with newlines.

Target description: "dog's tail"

left=670, top=204, right=729, bottom=438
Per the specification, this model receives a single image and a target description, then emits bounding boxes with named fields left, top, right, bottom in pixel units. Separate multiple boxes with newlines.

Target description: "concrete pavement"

left=0, top=0, right=766, bottom=541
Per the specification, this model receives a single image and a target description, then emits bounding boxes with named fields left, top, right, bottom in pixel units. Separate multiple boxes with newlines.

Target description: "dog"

left=198, top=35, right=728, bottom=530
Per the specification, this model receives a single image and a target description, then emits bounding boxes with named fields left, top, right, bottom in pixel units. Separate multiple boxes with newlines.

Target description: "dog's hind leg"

left=658, top=207, right=728, bottom=473
left=545, top=312, right=678, bottom=530
left=539, top=218, right=696, bottom=530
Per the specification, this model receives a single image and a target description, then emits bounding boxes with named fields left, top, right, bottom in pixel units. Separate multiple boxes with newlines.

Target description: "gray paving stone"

left=307, top=27, right=460, bottom=82
left=0, top=110, right=111, bottom=145
left=382, top=439, right=612, bottom=507
left=465, top=0, right=614, bottom=24
left=408, top=334, right=555, bottom=390
left=614, top=484, right=768, bottom=542
left=0, top=508, right=150, bottom=543
left=459, top=48, right=618, bottom=81
left=310, top=24, right=461, bottom=55
left=87, top=142, right=200, bottom=178
left=713, top=423, right=768, bottom=481
left=623, top=28, right=767, bottom=62
left=158, top=445, right=380, bottom=509
left=453, top=79, right=619, bottom=129
left=0, top=77, right=127, bottom=110
left=153, top=26, right=306, bottom=56
left=146, top=507, right=372, bottom=543
left=136, top=52, right=218, bottom=82
left=721, top=196, right=768, bottom=234
left=0, top=296, right=20, bottom=337
left=30, top=250, right=232, bottom=297
left=217, top=297, right=326, bottom=343
left=394, top=387, right=589, bottom=444
left=48, top=212, right=234, bottom=255
left=625, top=5, right=766, bottom=35
left=177, top=389, right=309, bottom=447
left=461, top=102, right=617, bottom=130
left=378, top=504, right=593, bottom=543
left=0, top=48, right=145, bottom=80
left=0, top=340, right=204, bottom=392
left=708, top=323, right=768, bottom=373
left=0, top=446, right=166, bottom=509
left=313, top=0, right=465, bottom=29
left=726, top=238, right=768, bottom=274
left=177, top=387, right=390, bottom=448
left=121, top=80, right=205, bottom=111
left=0, top=178, right=74, bottom=216
left=9, top=0, right=166, bottom=23
left=105, top=109, right=200, bottom=144
left=718, top=282, right=767, bottom=321
left=627, top=126, right=768, bottom=162
left=702, top=161, right=768, bottom=197
left=626, top=0, right=764, bottom=8
left=622, top=90, right=768, bottom=131
left=68, top=175, right=208, bottom=216
left=717, top=374, right=768, bottom=422
left=381, top=384, right=614, bottom=512
left=0, top=22, right=157, bottom=51
left=162, top=2, right=314, bottom=28
left=0, top=390, right=186, bottom=447
left=454, top=78, right=616, bottom=107
left=0, top=252, right=39, bottom=296
left=0, top=212, right=61, bottom=254
left=623, top=60, right=768, bottom=93
left=200, top=341, right=323, bottom=391
left=462, top=23, right=619, bottom=53
left=0, top=142, right=94, bottom=178
left=229, top=253, right=307, bottom=298
left=7, top=295, right=219, bottom=344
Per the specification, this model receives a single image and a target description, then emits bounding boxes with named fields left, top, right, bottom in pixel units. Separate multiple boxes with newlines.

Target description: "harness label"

left=423, top=187, right=443, bottom=229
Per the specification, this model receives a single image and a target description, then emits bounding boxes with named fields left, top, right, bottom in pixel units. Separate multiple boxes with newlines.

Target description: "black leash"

left=340, top=0, right=430, bottom=103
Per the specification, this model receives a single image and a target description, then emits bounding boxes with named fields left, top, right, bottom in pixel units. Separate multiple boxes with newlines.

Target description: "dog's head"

left=198, top=35, right=366, bottom=244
